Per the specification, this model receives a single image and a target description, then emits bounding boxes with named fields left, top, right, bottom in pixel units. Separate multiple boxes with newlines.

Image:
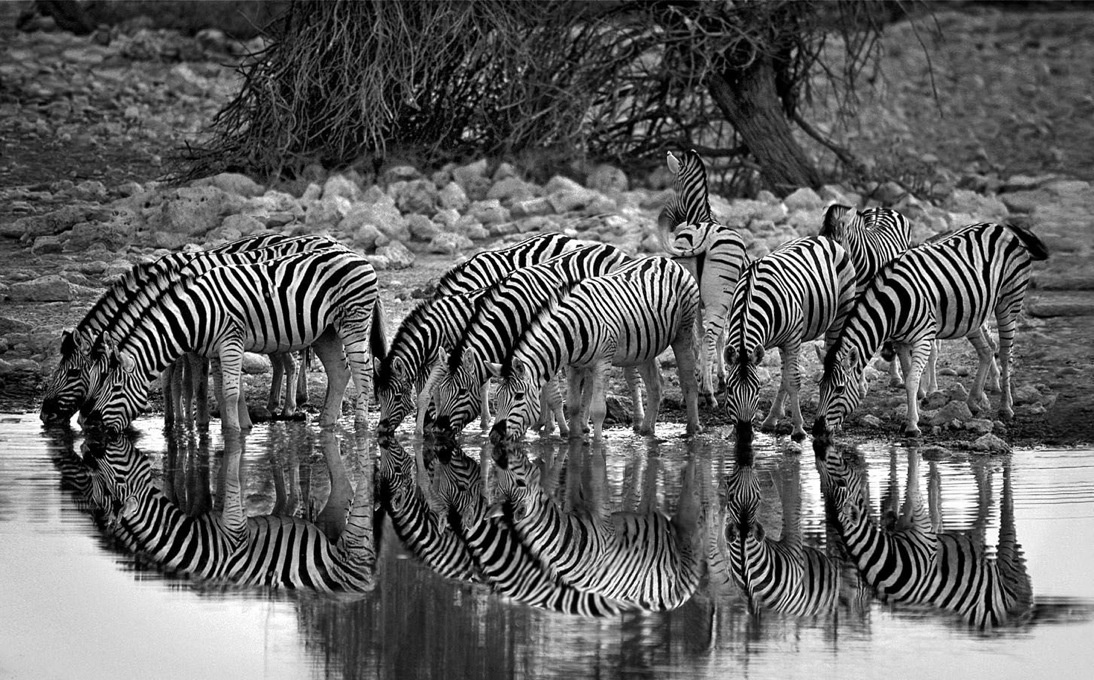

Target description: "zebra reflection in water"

left=817, top=444, right=1033, bottom=630
left=81, top=427, right=376, bottom=594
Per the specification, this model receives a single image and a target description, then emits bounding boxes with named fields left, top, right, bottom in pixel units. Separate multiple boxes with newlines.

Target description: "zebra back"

left=658, top=149, right=714, bottom=233
left=432, top=232, right=578, bottom=298
left=820, top=205, right=911, bottom=295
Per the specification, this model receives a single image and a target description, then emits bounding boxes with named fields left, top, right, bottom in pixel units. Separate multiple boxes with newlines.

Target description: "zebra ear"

left=118, top=351, right=136, bottom=373
left=846, top=346, right=861, bottom=368
left=666, top=150, right=680, bottom=175
left=484, top=361, right=503, bottom=379
left=723, top=345, right=738, bottom=366
left=120, top=495, right=140, bottom=519
left=750, top=345, right=765, bottom=365
left=60, top=330, right=77, bottom=355
left=485, top=501, right=505, bottom=520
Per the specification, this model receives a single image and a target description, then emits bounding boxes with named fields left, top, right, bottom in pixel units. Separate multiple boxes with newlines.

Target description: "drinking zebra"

left=83, top=249, right=385, bottom=433
left=813, top=222, right=1048, bottom=438
left=488, top=255, right=702, bottom=443
left=84, top=430, right=375, bottom=592
left=40, top=233, right=349, bottom=427
left=722, top=236, right=857, bottom=444
left=375, top=233, right=583, bottom=436
left=490, top=440, right=704, bottom=611
left=430, top=242, right=632, bottom=436
left=429, top=444, right=630, bottom=616
left=818, top=447, right=1033, bottom=629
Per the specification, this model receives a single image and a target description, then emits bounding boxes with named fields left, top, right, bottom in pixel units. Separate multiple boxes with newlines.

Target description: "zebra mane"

left=376, top=298, right=436, bottom=389
left=112, top=273, right=201, bottom=356
left=79, top=256, right=185, bottom=335
left=820, top=204, right=852, bottom=238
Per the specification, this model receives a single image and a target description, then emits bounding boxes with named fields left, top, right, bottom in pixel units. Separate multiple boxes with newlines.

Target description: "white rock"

left=322, top=174, right=361, bottom=201
left=376, top=242, right=414, bottom=269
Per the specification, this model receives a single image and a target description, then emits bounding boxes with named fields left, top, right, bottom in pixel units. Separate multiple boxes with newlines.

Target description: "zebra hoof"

left=888, top=377, right=903, bottom=389
left=790, top=430, right=806, bottom=443
left=902, top=425, right=922, bottom=438
left=699, top=392, right=717, bottom=409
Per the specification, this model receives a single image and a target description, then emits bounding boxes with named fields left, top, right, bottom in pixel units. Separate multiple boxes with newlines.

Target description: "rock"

left=586, top=165, right=629, bottom=194
left=492, top=163, right=520, bottom=182
left=544, top=175, right=584, bottom=194
left=305, top=195, right=352, bottom=230
left=783, top=187, right=825, bottom=213
left=466, top=199, right=510, bottom=226
left=1013, top=384, right=1043, bottom=405
left=943, top=189, right=1009, bottom=221
left=365, top=254, right=390, bottom=271
left=352, top=224, right=384, bottom=251
left=945, top=381, right=970, bottom=402
left=391, top=179, right=438, bottom=215
left=242, top=353, right=270, bottom=375
left=923, top=391, right=950, bottom=410
left=153, top=185, right=245, bottom=237
left=547, top=187, right=604, bottom=214
left=0, top=317, right=32, bottom=335
left=5, top=205, right=94, bottom=239
left=376, top=242, right=414, bottom=269
left=406, top=214, right=440, bottom=241
left=487, top=176, right=537, bottom=205
left=432, top=208, right=460, bottom=230
left=452, top=159, right=490, bottom=199
left=197, top=172, right=265, bottom=198
left=322, top=174, right=362, bottom=201
left=999, top=189, right=1052, bottom=214
left=31, top=235, right=64, bottom=255
left=7, top=275, right=98, bottom=302
left=859, top=414, right=884, bottom=429
left=968, top=433, right=1011, bottom=454
left=218, top=214, right=265, bottom=237
left=437, top=182, right=469, bottom=212
left=429, top=232, right=474, bottom=255
left=381, top=165, right=422, bottom=183
left=0, top=358, right=40, bottom=377
left=339, top=202, right=409, bottom=242
left=966, top=418, right=995, bottom=435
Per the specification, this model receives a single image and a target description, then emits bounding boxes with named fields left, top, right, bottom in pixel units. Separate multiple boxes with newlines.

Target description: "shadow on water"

left=8, top=415, right=1094, bottom=678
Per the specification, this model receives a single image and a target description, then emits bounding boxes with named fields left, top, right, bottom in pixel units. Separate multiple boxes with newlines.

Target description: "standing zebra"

left=84, top=430, right=376, bottom=593
left=490, top=440, right=705, bottom=611
left=40, top=233, right=349, bottom=426
left=430, top=242, right=631, bottom=436
left=818, top=447, right=1033, bottom=629
left=84, top=249, right=385, bottom=433
left=656, top=149, right=750, bottom=408
left=814, top=222, right=1048, bottom=438
left=488, top=255, right=702, bottom=443
left=722, top=236, right=857, bottom=443
left=657, top=221, right=749, bottom=409
left=429, top=444, right=630, bottom=616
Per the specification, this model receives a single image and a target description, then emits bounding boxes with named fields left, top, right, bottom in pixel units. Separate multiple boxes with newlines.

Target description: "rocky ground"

left=1, top=4, right=1092, bottom=449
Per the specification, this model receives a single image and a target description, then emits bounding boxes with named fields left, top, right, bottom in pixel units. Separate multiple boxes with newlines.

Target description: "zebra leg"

left=587, top=361, right=612, bottom=441
left=902, top=339, right=935, bottom=437
left=623, top=366, right=645, bottom=433
left=269, top=352, right=286, bottom=415
left=760, top=346, right=793, bottom=434
left=313, top=329, right=352, bottom=428
left=783, top=344, right=809, bottom=442
left=996, top=308, right=1019, bottom=421
left=416, top=362, right=445, bottom=435
left=215, top=341, right=247, bottom=433
left=888, top=349, right=904, bottom=388
left=697, top=316, right=717, bottom=409
left=479, top=382, right=492, bottom=431
left=296, top=347, right=312, bottom=407
left=979, top=325, right=1001, bottom=393
left=671, top=323, right=702, bottom=436
left=922, top=341, right=939, bottom=396
left=965, top=329, right=996, bottom=415
left=281, top=352, right=300, bottom=418
left=195, top=358, right=211, bottom=429
left=162, top=362, right=179, bottom=429
left=565, top=368, right=586, bottom=440
left=636, top=360, right=662, bottom=436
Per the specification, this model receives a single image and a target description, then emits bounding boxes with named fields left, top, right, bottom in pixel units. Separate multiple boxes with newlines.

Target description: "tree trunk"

left=707, top=56, right=821, bottom=197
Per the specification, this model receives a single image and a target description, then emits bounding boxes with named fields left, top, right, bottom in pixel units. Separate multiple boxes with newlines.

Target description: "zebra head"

left=657, top=149, right=711, bottom=234
left=430, top=446, right=483, bottom=533
left=40, top=329, right=97, bottom=424
left=813, top=343, right=868, bottom=439
left=84, top=347, right=149, bottom=434
left=487, top=357, right=539, bottom=447
left=721, top=461, right=763, bottom=547
left=722, top=343, right=766, bottom=445
left=430, top=350, right=483, bottom=435
left=376, top=435, right=425, bottom=515
left=375, top=355, right=419, bottom=434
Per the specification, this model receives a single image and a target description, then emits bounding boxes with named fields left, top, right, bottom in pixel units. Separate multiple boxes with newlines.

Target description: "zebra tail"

left=654, top=223, right=704, bottom=258
left=370, top=298, right=388, bottom=359
left=1006, top=224, right=1050, bottom=261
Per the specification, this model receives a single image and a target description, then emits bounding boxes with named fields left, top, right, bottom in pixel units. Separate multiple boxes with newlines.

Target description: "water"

left=2, top=411, right=1093, bottom=680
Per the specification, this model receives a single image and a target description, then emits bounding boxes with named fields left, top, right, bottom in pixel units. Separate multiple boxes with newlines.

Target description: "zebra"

left=657, top=149, right=714, bottom=234
left=83, top=429, right=376, bottom=593
left=375, top=290, right=490, bottom=436
left=813, top=222, right=1049, bottom=438
left=83, top=249, right=386, bottom=433
left=655, top=149, right=750, bottom=408
left=656, top=220, right=750, bottom=410
left=819, top=447, right=1033, bottom=629
left=431, top=232, right=580, bottom=298
left=375, top=435, right=481, bottom=582
left=722, top=454, right=840, bottom=617
left=429, top=443, right=630, bottom=616
left=487, top=255, right=702, bottom=443
left=722, top=236, right=857, bottom=444
left=430, top=242, right=632, bottom=436
left=40, top=233, right=349, bottom=426
left=489, top=439, right=705, bottom=611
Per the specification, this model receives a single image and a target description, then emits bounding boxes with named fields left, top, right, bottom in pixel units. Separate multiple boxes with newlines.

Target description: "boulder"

left=487, top=176, right=537, bottom=205
left=968, top=432, right=1011, bottom=454
left=242, top=353, right=270, bottom=375
left=7, top=275, right=99, bottom=302
left=322, top=174, right=362, bottom=201
left=586, top=165, right=629, bottom=194
left=782, top=187, right=825, bottom=213
left=304, top=194, right=352, bottom=230
left=466, top=200, right=510, bottom=226
left=429, top=232, right=474, bottom=255
left=376, top=242, right=414, bottom=269
left=391, top=179, right=438, bottom=216
left=406, top=214, right=441, bottom=242
left=437, top=182, right=469, bottom=212
left=153, top=185, right=245, bottom=237
left=197, top=172, right=265, bottom=198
